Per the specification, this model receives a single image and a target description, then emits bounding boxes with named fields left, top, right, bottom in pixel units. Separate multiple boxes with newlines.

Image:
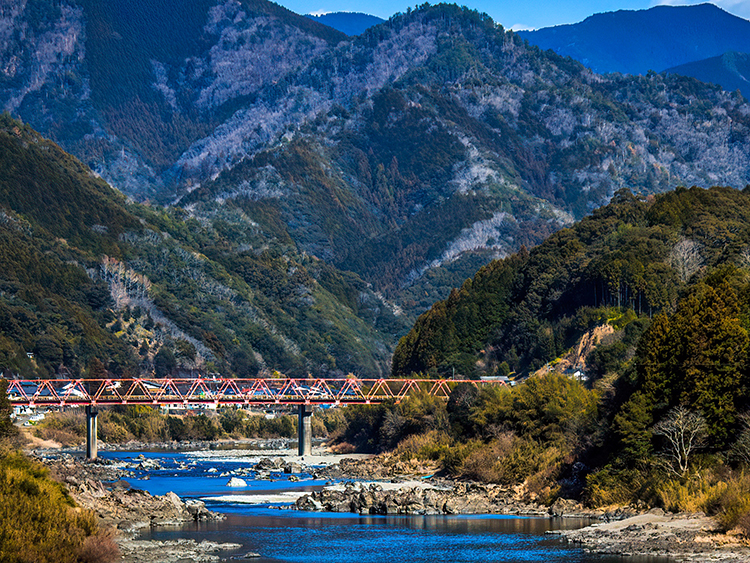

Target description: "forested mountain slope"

left=381, top=186, right=750, bottom=520
left=0, top=0, right=345, bottom=200
left=180, top=4, right=750, bottom=315
left=5, top=2, right=750, bottom=319
left=392, top=186, right=750, bottom=379
left=0, top=115, right=401, bottom=378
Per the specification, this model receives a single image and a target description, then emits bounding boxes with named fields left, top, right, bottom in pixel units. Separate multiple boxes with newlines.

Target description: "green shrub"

left=394, top=430, right=453, bottom=461
left=584, top=466, right=650, bottom=507
left=469, top=373, right=600, bottom=445
left=0, top=379, right=14, bottom=440
left=458, top=434, right=564, bottom=487
left=440, top=439, right=483, bottom=475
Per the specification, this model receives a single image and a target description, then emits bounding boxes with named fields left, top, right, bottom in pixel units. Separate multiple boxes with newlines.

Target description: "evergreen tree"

left=0, top=379, right=12, bottom=439
left=637, top=279, right=749, bottom=446
left=613, top=391, right=653, bottom=464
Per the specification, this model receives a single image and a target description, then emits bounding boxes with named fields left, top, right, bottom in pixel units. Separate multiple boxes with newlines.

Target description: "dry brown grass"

left=715, top=472, right=750, bottom=534
left=329, top=442, right=357, bottom=454
left=34, top=411, right=85, bottom=446
left=459, top=433, right=515, bottom=483
left=656, top=476, right=727, bottom=514
left=78, top=529, right=120, bottom=563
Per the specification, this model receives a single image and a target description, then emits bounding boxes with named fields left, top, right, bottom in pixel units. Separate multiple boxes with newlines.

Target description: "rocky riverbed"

left=36, top=452, right=236, bottom=562
left=557, top=509, right=750, bottom=562
left=31, top=446, right=371, bottom=563
left=116, top=539, right=244, bottom=563
left=294, top=480, right=594, bottom=517
left=293, top=480, right=750, bottom=561
left=32, top=447, right=750, bottom=563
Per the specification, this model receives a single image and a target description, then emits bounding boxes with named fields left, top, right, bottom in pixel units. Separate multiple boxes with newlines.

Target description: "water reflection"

left=143, top=509, right=670, bottom=563
left=104, top=451, right=670, bottom=563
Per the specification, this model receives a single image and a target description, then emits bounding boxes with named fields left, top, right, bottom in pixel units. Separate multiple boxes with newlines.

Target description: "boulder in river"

left=256, top=457, right=285, bottom=471
left=227, top=477, right=248, bottom=487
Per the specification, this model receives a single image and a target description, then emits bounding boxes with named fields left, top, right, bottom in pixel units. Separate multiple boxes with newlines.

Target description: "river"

left=102, top=450, right=671, bottom=563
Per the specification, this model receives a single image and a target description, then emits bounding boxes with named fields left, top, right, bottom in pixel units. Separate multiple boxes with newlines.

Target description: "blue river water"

left=101, top=451, right=671, bottom=563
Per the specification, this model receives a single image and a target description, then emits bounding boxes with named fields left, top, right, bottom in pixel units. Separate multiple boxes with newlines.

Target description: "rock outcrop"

left=296, top=482, right=551, bottom=516
left=117, top=539, right=242, bottom=563
left=69, top=479, right=220, bottom=530
left=39, top=453, right=222, bottom=530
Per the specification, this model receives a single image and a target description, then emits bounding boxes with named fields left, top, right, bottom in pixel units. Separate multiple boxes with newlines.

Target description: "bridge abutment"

left=85, top=405, right=98, bottom=460
left=298, top=404, right=313, bottom=457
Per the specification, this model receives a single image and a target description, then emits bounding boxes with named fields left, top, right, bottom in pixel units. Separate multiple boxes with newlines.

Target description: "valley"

left=2, top=2, right=750, bottom=562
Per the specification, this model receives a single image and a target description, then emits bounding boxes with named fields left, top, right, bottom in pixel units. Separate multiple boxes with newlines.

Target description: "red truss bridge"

left=3, top=377, right=501, bottom=459
left=4, top=377, right=484, bottom=407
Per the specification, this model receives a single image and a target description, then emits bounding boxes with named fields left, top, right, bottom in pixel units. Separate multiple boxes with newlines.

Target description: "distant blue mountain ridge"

left=520, top=3, right=750, bottom=76
left=305, top=12, right=385, bottom=36
left=665, top=51, right=750, bottom=100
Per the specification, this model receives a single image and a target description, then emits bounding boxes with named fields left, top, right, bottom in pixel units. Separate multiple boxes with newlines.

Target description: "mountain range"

left=665, top=51, right=750, bottom=100
left=305, top=12, right=385, bottom=36
left=520, top=4, right=750, bottom=98
left=4, top=2, right=750, bottom=377
left=520, top=4, right=750, bottom=76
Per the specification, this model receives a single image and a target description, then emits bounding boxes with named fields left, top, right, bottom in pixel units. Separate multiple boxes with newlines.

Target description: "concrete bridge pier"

left=298, top=404, right=313, bottom=457
left=85, top=405, right=98, bottom=460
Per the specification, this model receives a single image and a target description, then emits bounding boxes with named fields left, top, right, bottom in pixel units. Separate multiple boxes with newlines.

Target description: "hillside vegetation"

left=183, top=3, right=750, bottom=316
left=0, top=382, right=117, bottom=563
left=393, top=186, right=750, bottom=378
left=335, top=187, right=750, bottom=524
left=5, top=3, right=750, bottom=319
left=0, top=115, right=401, bottom=378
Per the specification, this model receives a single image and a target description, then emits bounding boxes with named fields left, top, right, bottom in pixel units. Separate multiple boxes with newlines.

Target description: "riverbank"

left=294, top=480, right=582, bottom=517
left=31, top=445, right=750, bottom=563
left=37, top=453, right=240, bottom=562
left=294, top=454, right=750, bottom=561
left=31, top=446, right=372, bottom=563
left=557, top=510, right=750, bottom=562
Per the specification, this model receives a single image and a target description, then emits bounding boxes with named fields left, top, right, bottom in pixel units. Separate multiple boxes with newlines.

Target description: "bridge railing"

left=3, top=377, right=496, bottom=407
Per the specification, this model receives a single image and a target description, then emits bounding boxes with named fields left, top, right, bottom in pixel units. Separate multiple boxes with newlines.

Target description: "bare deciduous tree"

left=652, top=406, right=707, bottom=476
left=668, top=239, right=704, bottom=282
left=731, top=413, right=750, bottom=466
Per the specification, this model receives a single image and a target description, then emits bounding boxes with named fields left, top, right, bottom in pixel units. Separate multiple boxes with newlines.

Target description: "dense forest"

left=369, top=185, right=750, bottom=525
left=393, top=186, right=750, bottom=377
